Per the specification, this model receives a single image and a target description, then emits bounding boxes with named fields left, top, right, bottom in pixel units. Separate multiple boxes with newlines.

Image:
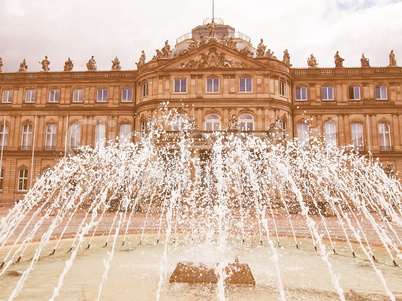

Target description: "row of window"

left=1, top=88, right=133, bottom=104
left=297, top=122, right=392, bottom=151
left=296, top=85, right=388, bottom=101
left=0, top=168, right=28, bottom=191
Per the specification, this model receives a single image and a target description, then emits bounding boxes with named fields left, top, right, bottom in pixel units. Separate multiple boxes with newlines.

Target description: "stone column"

left=392, top=114, right=400, bottom=151
left=344, top=115, right=350, bottom=147
left=338, top=115, right=345, bottom=146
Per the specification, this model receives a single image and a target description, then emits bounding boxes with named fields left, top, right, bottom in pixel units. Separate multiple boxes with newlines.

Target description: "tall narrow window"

left=0, top=169, right=3, bottom=191
left=2, top=90, right=12, bottom=103
left=70, top=124, right=81, bottom=150
left=376, top=86, right=387, bottom=100
left=379, top=123, right=391, bottom=151
left=94, top=124, right=106, bottom=147
left=239, top=78, right=252, bottom=92
left=239, top=114, right=254, bottom=131
left=0, top=124, right=8, bottom=149
left=119, top=124, right=131, bottom=145
left=206, top=78, right=219, bottom=93
left=45, top=124, right=57, bottom=150
left=18, top=169, right=28, bottom=191
left=25, top=90, right=36, bottom=103
left=324, top=123, right=337, bottom=147
left=172, top=114, right=187, bottom=131
left=21, top=124, right=32, bottom=150
left=97, top=89, right=108, bottom=102
left=121, top=89, right=133, bottom=102
left=279, top=120, right=287, bottom=140
left=205, top=114, right=221, bottom=131
left=322, top=86, right=334, bottom=100
left=349, top=86, right=360, bottom=100
left=49, top=89, right=60, bottom=103
left=142, top=83, right=148, bottom=97
left=351, top=123, right=364, bottom=151
left=297, top=124, right=309, bottom=148
left=140, top=120, right=147, bottom=135
left=72, top=89, right=84, bottom=103
left=174, top=79, right=187, bottom=93
left=280, top=81, right=286, bottom=96
left=296, top=87, right=307, bottom=101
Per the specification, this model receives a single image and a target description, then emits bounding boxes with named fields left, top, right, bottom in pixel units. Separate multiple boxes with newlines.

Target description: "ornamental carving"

left=177, top=47, right=248, bottom=69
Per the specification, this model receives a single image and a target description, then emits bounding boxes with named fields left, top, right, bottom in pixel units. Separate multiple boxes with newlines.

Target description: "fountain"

left=0, top=112, right=401, bottom=300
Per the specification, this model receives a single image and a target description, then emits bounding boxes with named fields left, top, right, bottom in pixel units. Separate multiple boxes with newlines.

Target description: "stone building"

left=0, top=18, right=401, bottom=203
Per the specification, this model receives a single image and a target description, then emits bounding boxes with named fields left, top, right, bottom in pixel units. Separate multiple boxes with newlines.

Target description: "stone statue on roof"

left=334, top=51, right=344, bottom=67
left=283, top=49, right=291, bottom=66
left=136, top=51, right=146, bottom=68
left=206, top=19, right=217, bottom=41
left=256, top=39, right=266, bottom=57
left=39, top=56, right=50, bottom=72
left=307, top=54, right=318, bottom=68
left=161, top=40, right=171, bottom=58
left=111, top=56, right=121, bottom=71
left=389, top=50, right=397, bottom=67
left=86, top=56, right=97, bottom=71
left=360, top=53, right=370, bottom=68
left=64, top=57, right=74, bottom=71
left=19, top=59, right=28, bottom=72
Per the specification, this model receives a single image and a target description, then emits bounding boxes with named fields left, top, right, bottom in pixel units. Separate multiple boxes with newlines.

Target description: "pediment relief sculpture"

left=177, top=47, right=248, bottom=69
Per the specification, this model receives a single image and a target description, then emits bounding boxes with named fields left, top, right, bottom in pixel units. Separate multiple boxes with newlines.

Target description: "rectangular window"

left=97, top=89, right=108, bottom=102
left=0, top=124, right=8, bottom=149
left=72, top=89, right=84, bottom=103
left=2, top=90, right=12, bottom=103
left=351, top=123, right=364, bottom=151
left=322, top=86, right=334, bottom=100
left=45, top=124, right=57, bottom=150
left=324, top=123, right=337, bottom=147
left=49, top=89, right=60, bottom=103
left=70, top=124, right=81, bottom=150
left=18, top=169, right=28, bottom=191
left=296, top=87, right=307, bottom=101
left=0, top=169, right=3, bottom=191
left=379, top=123, right=391, bottom=151
left=206, top=78, right=219, bottom=93
left=297, top=124, right=309, bottom=148
left=174, top=79, right=187, bottom=93
left=119, top=124, right=131, bottom=145
left=349, top=86, right=360, bottom=100
left=142, top=83, right=148, bottom=97
left=94, top=124, right=106, bottom=147
left=121, top=89, right=133, bottom=102
left=21, top=124, right=32, bottom=150
left=25, top=90, right=36, bottom=103
left=280, top=81, right=286, bottom=96
left=376, top=86, right=387, bottom=100
left=239, top=78, right=252, bottom=92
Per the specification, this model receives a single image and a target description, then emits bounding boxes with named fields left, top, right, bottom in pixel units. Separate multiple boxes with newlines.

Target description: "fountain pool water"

left=0, top=124, right=401, bottom=300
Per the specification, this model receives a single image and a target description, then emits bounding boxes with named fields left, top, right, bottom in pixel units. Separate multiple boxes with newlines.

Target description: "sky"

left=0, top=0, right=401, bottom=72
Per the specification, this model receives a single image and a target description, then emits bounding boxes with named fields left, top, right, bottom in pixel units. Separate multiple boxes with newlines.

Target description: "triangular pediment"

left=157, top=41, right=267, bottom=71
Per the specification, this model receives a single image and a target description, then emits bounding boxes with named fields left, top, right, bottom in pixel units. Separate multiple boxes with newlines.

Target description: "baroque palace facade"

left=0, top=19, right=401, bottom=203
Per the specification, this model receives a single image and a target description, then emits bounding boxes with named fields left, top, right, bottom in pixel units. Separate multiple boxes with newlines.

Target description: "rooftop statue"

left=265, top=49, right=275, bottom=58
left=19, top=59, right=28, bottom=72
left=307, top=54, right=318, bottom=68
left=199, top=33, right=207, bottom=47
left=63, top=57, right=74, bottom=71
left=206, top=19, right=217, bottom=41
left=39, top=56, right=50, bottom=72
left=334, top=51, right=344, bottom=67
left=111, top=56, right=121, bottom=71
left=0, top=57, right=3, bottom=72
left=136, top=51, right=146, bottom=68
left=256, top=39, right=266, bottom=57
left=161, top=40, right=171, bottom=58
left=360, top=53, right=370, bottom=68
left=389, top=50, right=397, bottom=67
left=283, top=49, right=291, bottom=66
left=86, top=56, right=97, bottom=71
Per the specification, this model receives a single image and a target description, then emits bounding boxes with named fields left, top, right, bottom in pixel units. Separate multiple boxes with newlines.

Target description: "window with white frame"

left=94, top=124, right=106, bottom=147
left=140, top=120, right=147, bottom=135
left=206, top=78, right=219, bottom=93
left=119, top=124, right=131, bottom=145
left=21, top=124, right=32, bottom=150
left=280, top=81, right=286, bottom=96
left=349, top=86, right=360, bottom=100
left=379, top=123, right=391, bottom=151
left=239, top=78, right=252, bottom=92
left=171, top=114, right=187, bottom=131
left=49, top=89, right=60, bottom=103
left=351, top=123, right=364, bottom=151
left=0, top=169, right=3, bottom=191
left=121, top=89, right=133, bottom=102
left=239, top=114, right=254, bottom=131
left=45, top=124, right=57, bottom=150
left=0, top=124, right=8, bottom=149
left=297, top=124, right=309, bottom=147
left=376, top=86, right=387, bottom=100
left=2, top=90, right=12, bottom=103
left=322, top=86, right=334, bottom=100
left=279, top=120, right=287, bottom=140
left=97, top=89, right=108, bottom=102
left=142, top=83, right=148, bottom=97
left=18, top=168, right=28, bottom=191
left=296, top=87, right=307, bottom=101
left=324, top=123, right=337, bottom=147
left=70, top=124, right=81, bottom=150
left=25, top=89, right=36, bottom=103
left=205, top=114, right=221, bottom=131
left=174, top=79, right=187, bottom=93
left=72, top=89, right=84, bottom=103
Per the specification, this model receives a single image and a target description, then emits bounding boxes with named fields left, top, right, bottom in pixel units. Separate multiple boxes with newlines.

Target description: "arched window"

left=279, top=120, right=286, bottom=140
left=297, top=124, right=309, bottom=147
left=0, top=124, right=8, bottom=149
left=94, top=124, right=106, bottom=147
left=205, top=114, right=221, bottom=131
left=171, top=114, right=187, bottom=131
left=70, top=123, right=81, bottom=150
left=379, top=123, right=391, bottom=151
left=21, top=124, right=32, bottom=150
left=239, top=114, right=254, bottom=131
left=18, top=168, right=28, bottom=191
left=140, top=120, right=147, bottom=135
left=324, top=123, right=337, bottom=147
left=351, top=123, right=364, bottom=151
left=119, top=124, right=131, bottom=145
